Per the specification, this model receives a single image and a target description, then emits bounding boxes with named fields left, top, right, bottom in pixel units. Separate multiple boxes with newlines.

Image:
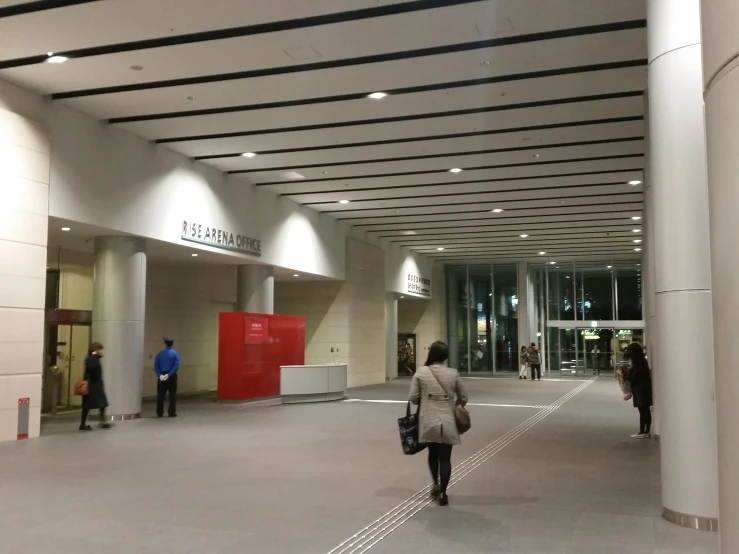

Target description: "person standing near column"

left=155, top=337, right=180, bottom=418
left=527, top=343, right=542, bottom=381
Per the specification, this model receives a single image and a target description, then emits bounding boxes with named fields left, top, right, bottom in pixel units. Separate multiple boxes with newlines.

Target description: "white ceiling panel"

left=165, top=95, right=644, bottom=157
left=0, top=0, right=648, bottom=260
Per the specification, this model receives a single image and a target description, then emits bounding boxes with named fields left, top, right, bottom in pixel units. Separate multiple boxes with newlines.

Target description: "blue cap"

left=163, top=337, right=174, bottom=343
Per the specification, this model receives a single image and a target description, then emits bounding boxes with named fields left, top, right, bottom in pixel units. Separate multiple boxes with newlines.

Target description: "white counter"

left=280, top=364, right=347, bottom=404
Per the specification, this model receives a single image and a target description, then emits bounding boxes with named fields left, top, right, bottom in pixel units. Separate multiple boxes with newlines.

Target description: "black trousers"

left=638, top=405, right=652, bottom=434
left=81, top=408, right=105, bottom=426
left=427, top=443, right=453, bottom=494
left=530, top=364, right=541, bottom=380
left=157, top=374, right=178, bottom=416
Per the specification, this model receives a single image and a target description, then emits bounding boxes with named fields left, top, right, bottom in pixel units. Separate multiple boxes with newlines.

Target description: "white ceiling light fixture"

left=436, top=247, right=445, bottom=251
left=549, top=261, right=556, bottom=265
left=241, top=152, right=256, bottom=158
left=628, top=180, right=643, bottom=186
left=607, top=265, right=613, bottom=269
left=293, top=274, right=299, bottom=277
left=402, top=230, right=417, bottom=235
left=631, top=216, right=642, bottom=220
left=61, top=227, right=71, bottom=231
left=633, top=229, right=641, bottom=233
left=538, top=251, right=546, bottom=255
left=634, top=239, right=642, bottom=243
left=491, top=208, right=503, bottom=213
left=367, top=92, right=387, bottom=99
left=635, top=248, right=642, bottom=252
left=520, top=234, right=529, bottom=238
left=191, top=253, right=198, bottom=257
left=46, top=52, right=68, bottom=64
left=338, top=200, right=350, bottom=205
left=449, top=168, right=463, bottom=173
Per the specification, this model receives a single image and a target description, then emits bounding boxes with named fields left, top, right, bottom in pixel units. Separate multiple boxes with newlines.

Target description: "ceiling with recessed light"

left=0, top=0, right=646, bottom=262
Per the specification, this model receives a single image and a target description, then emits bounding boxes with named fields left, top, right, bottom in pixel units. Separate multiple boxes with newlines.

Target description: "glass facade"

left=446, top=260, right=643, bottom=376
left=445, top=263, right=519, bottom=373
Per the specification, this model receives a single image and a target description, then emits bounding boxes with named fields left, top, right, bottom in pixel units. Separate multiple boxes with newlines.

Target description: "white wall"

left=0, top=76, right=347, bottom=280
left=0, top=107, right=49, bottom=442
left=275, top=238, right=386, bottom=388
left=385, top=245, right=434, bottom=298
left=398, top=266, right=447, bottom=367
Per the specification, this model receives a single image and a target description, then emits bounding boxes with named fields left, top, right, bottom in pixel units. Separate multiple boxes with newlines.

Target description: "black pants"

left=157, top=374, right=178, bottom=416
left=638, top=406, right=652, bottom=434
left=81, top=408, right=105, bottom=426
left=427, top=443, right=453, bottom=494
left=530, top=364, right=541, bottom=380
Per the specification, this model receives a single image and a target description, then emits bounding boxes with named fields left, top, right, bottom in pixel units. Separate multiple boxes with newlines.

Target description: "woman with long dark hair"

left=625, top=342, right=653, bottom=439
left=80, top=342, right=111, bottom=431
left=409, top=341, right=468, bottom=506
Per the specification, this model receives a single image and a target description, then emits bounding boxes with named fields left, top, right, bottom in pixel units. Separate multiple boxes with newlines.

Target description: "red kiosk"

left=217, top=313, right=305, bottom=401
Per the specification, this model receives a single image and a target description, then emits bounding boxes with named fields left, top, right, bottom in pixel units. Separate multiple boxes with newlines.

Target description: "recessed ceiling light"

left=520, top=234, right=529, bottom=238
left=61, top=227, right=70, bottom=231
left=631, top=216, right=642, bottom=220
left=241, top=152, right=256, bottom=158
left=566, top=275, right=571, bottom=279
left=437, top=247, right=445, bottom=251
left=191, top=253, right=198, bottom=257
left=633, top=239, right=642, bottom=243
left=539, top=251, right=546, bottom=255
left=449, top=168, right=463, bottom=173
left=491, top=208, right=503, bottom=213
left=293, top=274, right=299, bottom=277
left=402, top=230, right=417, bottom=235
left=533, top=154, right=540, bottom=158
left=46, top=55, right=68, bottom=64
left=338, top=199, right=350, bottom=204
left=607, top=265, right=613, bottom=269
left=633, top=229, right=641, bottom=233
left=549, top=261, right=557, bottom=265
left=634, top=248, right=642, bottom=252
left=368, top=92, right=387, bottom=99
left=628, top=180, right=642, bottom=185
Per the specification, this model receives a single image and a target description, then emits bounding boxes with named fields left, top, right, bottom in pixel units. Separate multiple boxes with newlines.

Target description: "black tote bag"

left=398, top=401, right=426, bottom=455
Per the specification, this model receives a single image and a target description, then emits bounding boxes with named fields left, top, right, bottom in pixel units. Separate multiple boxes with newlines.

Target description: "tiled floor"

left=0, top=377, right=719, bottom=554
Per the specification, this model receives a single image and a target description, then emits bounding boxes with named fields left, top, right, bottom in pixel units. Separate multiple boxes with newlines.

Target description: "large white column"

left=236, top=265, right=274, bottom=314
left=647, top=0, right=719, bottom=529
left=92, top=236, right=146, bottom=419
left=0, top=108, right=49, bottom=442
left=701, top=0, right=739, bottom=546
left=385, top=294, right=398, bottom=380
left=642, top=92, right=660, bottom=436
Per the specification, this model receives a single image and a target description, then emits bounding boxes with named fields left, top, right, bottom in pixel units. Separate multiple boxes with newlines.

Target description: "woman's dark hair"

left=520, top=346, right=527, bottom=352
left=625, top=342, right=645, bottom=362
left=425, top=341, right=449, bottom=366
left=89, top=342, right=104, bottom=355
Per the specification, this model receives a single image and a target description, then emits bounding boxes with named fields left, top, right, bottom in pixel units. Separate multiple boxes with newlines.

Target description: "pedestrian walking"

left=409, top=341, right=469, bottom=506
left=79, top=342, right=111, bottom=431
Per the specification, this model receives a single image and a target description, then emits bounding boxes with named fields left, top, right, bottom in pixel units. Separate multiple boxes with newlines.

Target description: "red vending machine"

left=218, top=313, right=305, bottom=401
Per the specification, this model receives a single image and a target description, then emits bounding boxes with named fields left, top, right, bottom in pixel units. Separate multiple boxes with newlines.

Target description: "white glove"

left=159, top=374, right=168, bottom=382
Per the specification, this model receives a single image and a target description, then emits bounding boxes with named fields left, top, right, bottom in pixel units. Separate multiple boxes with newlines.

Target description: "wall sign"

left=244, top=317, right=269, bottom=344
left=182, top=220, right=261, bottom=257
left=406, top=273, right=431, bottom=297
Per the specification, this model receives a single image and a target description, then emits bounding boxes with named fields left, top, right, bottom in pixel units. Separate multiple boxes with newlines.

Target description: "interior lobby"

left=1, top=1, right=738, bottom=553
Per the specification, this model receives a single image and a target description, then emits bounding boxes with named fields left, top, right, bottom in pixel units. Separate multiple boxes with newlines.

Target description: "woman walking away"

left=519, top=346, right=529, bottom=379
left=409, top=341, right=468, bottom=506
left=80, top=342, right=111, bottom=431
left=625, top=342, right=653, bottom=439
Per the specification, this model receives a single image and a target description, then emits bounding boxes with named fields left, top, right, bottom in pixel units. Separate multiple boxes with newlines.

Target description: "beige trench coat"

left=409, top=364, right=469, bottom=445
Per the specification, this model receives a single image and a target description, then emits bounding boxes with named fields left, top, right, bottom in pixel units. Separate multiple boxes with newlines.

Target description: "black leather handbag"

left=398, top=401, right=426, bottom=455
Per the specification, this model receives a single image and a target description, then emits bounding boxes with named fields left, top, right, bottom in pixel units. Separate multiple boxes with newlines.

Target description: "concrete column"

left=642, top=91, right=660, bottom=437
left=0, top=108, right=49, bottom=442
left=92, top=236, right=146, bottom=419
left=647, top=0, right=718, bottom=529
left=516, top=262, right=530, bottom=354
left=385, top=294, right=398, bottom=379
left=701, top=0, right=739, bottom=544
left=236, top=265, right=274, bottom=314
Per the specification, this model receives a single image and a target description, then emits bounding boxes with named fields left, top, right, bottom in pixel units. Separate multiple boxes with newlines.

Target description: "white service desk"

left=280, top=364, right=347, bottom=404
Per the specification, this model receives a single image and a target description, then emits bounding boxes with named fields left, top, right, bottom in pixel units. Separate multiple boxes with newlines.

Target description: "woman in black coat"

left=80, top=342, right=111, bottom=431
left=625, top=342, right=653, bottom=439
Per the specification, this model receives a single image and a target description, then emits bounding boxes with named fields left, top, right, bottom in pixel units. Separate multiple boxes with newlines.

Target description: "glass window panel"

left=616, top=265, right=643, bottom=320
left=492, top=263, right=518, bottom=373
